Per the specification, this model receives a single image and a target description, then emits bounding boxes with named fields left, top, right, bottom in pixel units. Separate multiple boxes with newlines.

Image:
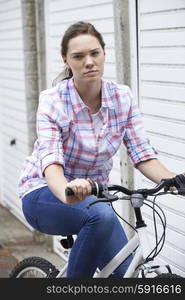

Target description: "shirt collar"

left=101, top=79, right=115, bottom=110
left=68, top=77, right=114, bottom=114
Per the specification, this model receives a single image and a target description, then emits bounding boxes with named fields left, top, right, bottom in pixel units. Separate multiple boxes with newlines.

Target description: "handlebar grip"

left=91, top=181, right=99, bottom=196
left=65, top=187, right=75, bottom=196
left=65, top=181, right=100, bottom=197
left=90, top=181, right=104, bottom=197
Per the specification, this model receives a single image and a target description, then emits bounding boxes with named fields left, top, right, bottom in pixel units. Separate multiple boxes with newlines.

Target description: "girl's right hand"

left=65, top=178, right=92, bottom=204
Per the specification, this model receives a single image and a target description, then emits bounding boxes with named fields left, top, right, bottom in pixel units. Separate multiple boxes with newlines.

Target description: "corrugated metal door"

left=135, top=0, right=185, bottom=276
left=0, top=0, right=29, bottom=225
left=44, top=0, right=121, bottom=258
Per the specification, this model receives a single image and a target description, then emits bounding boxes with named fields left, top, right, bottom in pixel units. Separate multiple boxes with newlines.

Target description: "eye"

left=73, top=55, right=83, bottom=60
left=92, top=51, right=100, bottom=57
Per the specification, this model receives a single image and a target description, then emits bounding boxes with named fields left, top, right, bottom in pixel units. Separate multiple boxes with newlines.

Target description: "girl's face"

left=63, top=34, right=105, bottom=84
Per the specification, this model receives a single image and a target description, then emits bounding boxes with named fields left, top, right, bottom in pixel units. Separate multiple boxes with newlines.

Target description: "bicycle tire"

left=155, top=273, right=182, bottom=278
left=9, top=256, right=59, bottom=278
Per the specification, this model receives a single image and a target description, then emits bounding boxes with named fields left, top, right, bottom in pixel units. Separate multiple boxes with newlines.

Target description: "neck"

left=74, top=79, right=102, bottom=113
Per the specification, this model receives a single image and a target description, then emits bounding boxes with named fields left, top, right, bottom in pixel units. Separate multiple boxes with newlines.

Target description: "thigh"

left=22, top=186, right=108, bottom=236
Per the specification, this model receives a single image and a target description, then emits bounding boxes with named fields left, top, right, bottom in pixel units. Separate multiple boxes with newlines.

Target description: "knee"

left=88, top=203, right=116, bottom=228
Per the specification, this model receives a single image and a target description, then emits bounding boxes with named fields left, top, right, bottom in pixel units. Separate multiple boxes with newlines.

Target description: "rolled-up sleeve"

left=37, top=93, right=65, bottom=175
left=123, top=89, right=158, bottom=166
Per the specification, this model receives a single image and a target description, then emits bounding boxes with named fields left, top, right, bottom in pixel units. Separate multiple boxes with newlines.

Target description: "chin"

left=85, top=75, right=101, bottom=82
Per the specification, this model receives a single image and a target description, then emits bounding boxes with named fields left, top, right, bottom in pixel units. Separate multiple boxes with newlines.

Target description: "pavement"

left=0, top=203, right=65, bottom=278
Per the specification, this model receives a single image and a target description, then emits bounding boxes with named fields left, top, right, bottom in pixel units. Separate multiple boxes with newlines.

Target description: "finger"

left=67, top=179, right=91, bottom=199
left=80, top=179, right=92, bottom=197
left=66, top=182, right=78, bottom=195
left=78, top=185, right=89, bottom=200
left=81, top=184, right=90, bottom=199
left=76, top=185, right=84, bottom=199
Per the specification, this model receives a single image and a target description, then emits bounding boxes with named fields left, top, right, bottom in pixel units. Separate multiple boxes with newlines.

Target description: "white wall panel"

left=50, top=4, right=113, bottom=24
left=140, top=11, right=185, bottom=30
left=141, top=99, right=185, bottom=121
left=140, top=48, right=185, bottom=65
left=50, top=0, right=111, bottom=12
left=135, top=0, right=185, bottom=276
left=140, top=67, right=185, bottom=84
left=141, top=83, right=185, bottom=102
left=140, top=29, right=185, bottom=47
left=0, top=0, right=28, bottom=223
left=0, top=0, right=20, bottom=11
left=143, top=117, right=185, bottom=141
left=140, top=0, right=185, bottom=12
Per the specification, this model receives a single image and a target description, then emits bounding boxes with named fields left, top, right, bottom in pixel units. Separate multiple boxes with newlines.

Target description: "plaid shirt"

left=18, top=78, right=157, bottom=199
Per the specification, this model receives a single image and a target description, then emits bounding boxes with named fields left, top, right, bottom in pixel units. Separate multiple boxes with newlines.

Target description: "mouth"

left=84, top=70, right=98, bottom=75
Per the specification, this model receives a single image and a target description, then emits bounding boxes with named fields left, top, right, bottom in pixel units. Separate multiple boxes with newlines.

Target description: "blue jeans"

left=22, top=186, right=132, bottom=278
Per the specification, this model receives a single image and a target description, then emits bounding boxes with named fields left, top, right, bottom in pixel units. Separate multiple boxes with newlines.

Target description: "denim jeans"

left=22, top=186, right=132, bottom=278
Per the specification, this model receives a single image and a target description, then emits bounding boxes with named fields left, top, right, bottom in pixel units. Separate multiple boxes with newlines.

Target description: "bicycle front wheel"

left=9, top=256, right=59, bottom=278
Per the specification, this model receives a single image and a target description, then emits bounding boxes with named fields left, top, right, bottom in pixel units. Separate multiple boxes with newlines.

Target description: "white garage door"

left=135, top=0, right=185, bottom=276
left=0, top=0, right=30, bottom=226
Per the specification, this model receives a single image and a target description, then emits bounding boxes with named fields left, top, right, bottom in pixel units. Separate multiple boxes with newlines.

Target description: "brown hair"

left=52, top=21, right=105, bottom=86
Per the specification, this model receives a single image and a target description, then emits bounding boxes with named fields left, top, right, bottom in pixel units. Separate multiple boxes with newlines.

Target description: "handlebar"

left=65, top=176, right=185, bottom=199
left=65, top=175, right=185, bottom=261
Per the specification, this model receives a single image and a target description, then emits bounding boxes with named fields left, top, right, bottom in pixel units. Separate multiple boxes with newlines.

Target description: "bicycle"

left=9, top=175, right=185, bottom=278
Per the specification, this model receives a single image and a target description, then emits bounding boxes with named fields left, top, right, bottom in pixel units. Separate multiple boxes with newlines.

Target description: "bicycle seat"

left=60, top=235, right=74, bottom=249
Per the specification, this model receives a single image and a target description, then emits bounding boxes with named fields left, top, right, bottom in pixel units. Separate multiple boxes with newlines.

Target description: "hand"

left=65, top=178, right=92, bottom=204
left=172, top=174, right=185, bottom=190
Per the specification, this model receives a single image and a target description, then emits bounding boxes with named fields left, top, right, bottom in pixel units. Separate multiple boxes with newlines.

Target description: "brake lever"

left=102, top=191, right=118, bottom=200
left=87, top=193, right=119, bottom=208
left=87, top=198, right=110, bottom=208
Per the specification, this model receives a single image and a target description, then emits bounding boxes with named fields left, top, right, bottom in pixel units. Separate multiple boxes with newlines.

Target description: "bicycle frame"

left=56, top=225, right=163, bottom=278
left=95, top=225, right=163, bottom=278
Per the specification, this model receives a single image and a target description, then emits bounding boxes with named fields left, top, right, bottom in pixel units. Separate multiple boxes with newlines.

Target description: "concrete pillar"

left=35, top=0, right=47, bottom=92
left=21, top=0, right=50, bottom=245
left=21, top=0, right=39, bottom=151
left=113, top=0, right=136, bottom=238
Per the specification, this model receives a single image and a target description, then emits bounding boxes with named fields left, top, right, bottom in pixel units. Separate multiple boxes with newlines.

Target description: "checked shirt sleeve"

left=123, top=88, right=158, bottom=166
left=36, top=93, right=65, bottom=175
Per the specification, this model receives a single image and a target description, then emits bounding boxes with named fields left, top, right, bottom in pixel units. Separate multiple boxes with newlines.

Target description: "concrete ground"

left=0, top=203, right=65, bottom=278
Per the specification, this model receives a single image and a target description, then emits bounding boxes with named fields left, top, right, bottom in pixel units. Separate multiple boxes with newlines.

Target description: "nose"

left=84, top=55, right=94, bottom=68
